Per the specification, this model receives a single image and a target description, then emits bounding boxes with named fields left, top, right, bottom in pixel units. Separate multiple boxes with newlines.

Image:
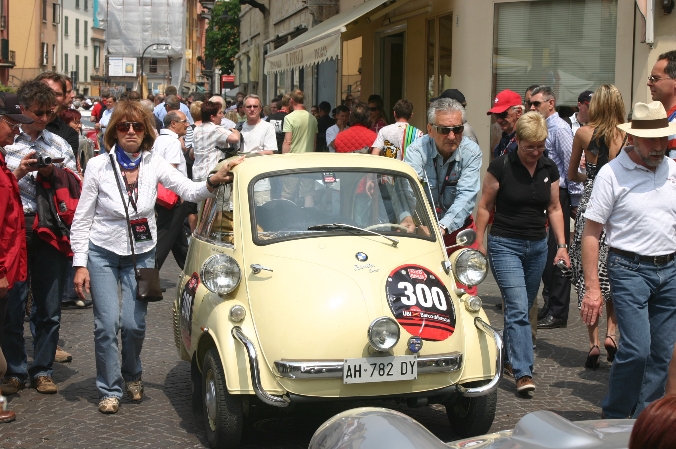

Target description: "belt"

left=609, top=247, right=676, bottom=265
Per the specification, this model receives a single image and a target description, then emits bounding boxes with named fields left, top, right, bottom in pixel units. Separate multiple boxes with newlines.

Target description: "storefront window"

left=342, top=37, right=362, bottom=103
left=426, top=13, right=453, bottom=102
left=493, top=0, right=617, bottom=107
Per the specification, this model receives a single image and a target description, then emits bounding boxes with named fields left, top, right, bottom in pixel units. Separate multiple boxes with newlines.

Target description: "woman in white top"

left=70, top=100, right=243, bottom=414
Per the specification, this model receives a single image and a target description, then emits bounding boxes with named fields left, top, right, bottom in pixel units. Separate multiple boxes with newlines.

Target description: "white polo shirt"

left=153, top=129, right=187, bottom=177
left=584, top=147, right=676, bottom=256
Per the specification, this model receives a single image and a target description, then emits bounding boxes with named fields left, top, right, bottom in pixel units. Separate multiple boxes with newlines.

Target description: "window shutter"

left=493, top=0, right=617, bottom=106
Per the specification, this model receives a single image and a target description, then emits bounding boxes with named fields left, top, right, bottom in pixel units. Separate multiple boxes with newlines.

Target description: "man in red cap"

left=487, top=89, right=523, bottom=159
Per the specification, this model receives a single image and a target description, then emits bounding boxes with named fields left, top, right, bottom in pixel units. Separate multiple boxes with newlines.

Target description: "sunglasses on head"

left=432, top=124, right=464, bottom=135
left=29, top=108, right=55, bottom=117
left=115, top=121, right=145, bottom=133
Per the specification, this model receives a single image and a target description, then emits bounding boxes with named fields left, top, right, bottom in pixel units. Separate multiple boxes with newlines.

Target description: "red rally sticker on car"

left=386, top=264, right=456, bottom=341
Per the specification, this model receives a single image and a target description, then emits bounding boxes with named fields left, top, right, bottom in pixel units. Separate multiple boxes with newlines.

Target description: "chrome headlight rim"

left=452, top=248, right=488, bottom=287
left=200, top=254, right=242, bottom=295
left=367, top=316, right=401, bottom=352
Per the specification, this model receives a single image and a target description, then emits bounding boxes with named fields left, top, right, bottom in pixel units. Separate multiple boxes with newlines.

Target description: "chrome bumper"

left=231, top=326, right=290, bottom=408
left=455, top=317, right=503, bottom=397
left=275, top=352, right=463, bottom=379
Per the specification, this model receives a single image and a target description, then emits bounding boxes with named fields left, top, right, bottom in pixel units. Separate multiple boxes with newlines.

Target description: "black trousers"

left=155, top=201, right=189, bottom=270
left=541, top=188, right=572, bottom=322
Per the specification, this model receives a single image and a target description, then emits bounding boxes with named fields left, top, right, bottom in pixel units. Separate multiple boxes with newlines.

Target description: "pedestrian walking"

left=371, top=99, right=423, bottom=161
left=70, top=100, right=243, bottom=414
left=333, top=102, right=377, bottom=154
left=367, top=95, right=389, bottom=133
left=647, top=50, right=676, bottom=158
left=0, top=93, right=36, bottom=423
left=282, top=90, right=318, bottom=154
left=429, top=89, right=479, bottom=144
left=327, top=105, right=349, bottom=151
left=488, top=90, right=523, bottom=159
left=528, top=86, right=581, bottom=330
left=568, top=84, right=625, bottom=369
left=2, top=81, right=78, bottom=397
left=581, top=101, right=676, bottom=419
left=191, top=101, right=240, bottom=183
left=475, top=111, right=570, bottom=394
left=239, top=94, right=276, bottom=205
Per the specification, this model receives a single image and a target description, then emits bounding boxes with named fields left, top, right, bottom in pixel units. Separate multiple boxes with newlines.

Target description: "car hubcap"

left=205, top=369, right=217, bottom=431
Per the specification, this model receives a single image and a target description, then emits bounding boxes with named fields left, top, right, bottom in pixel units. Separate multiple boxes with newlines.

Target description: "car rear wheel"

left=444, top=389, right=497, bottom=438
left=202, top=348, right=243, bottom=449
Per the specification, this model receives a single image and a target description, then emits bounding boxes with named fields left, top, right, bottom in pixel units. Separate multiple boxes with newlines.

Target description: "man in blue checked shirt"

left=1, top=80, right=77, bottom=397
left=527, top=85, right=583, bottom=330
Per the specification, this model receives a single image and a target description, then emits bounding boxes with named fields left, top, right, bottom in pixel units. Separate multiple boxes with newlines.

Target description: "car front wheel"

left=202, top=348, right=243, bottom=449
left=444, top=388, right=497, bottom=438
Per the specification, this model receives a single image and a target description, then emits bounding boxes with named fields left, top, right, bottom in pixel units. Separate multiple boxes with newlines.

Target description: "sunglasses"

left=495, top=108, right=514, bottom=119
left=648, top=75, right=674, bottom=83
left=432, top=124, right=464, bottom=135
left=527, top=100, right=549, bottom=108
left=244, top=105, right=259, bottom=109
left=29, top=108, right=55, bottom=117
left=0, top=117, right=22, bottom=131
left=115, top=121, right=145, bottom=133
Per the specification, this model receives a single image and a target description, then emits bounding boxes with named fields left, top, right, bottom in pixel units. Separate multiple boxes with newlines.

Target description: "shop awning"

left=264, top=0, right=389, bottom=75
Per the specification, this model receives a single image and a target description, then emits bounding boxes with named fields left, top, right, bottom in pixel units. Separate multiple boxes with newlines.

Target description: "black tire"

left=202, top=348, right=243, bottom=449
left=191, top=354, right=203, bottom=418
left=444, top=388, right=497, bottom=438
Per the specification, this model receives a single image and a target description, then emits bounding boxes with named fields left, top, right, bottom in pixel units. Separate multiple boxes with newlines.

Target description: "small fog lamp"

left=229, top=305, right=246, bottom=322
left=464, top=295, right=483, bottom=313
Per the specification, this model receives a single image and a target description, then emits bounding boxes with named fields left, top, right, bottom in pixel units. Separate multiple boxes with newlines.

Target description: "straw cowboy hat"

left=618, top=101, right=676, bottom=138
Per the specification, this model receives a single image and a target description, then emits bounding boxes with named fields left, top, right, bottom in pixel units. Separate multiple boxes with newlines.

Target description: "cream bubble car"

left=172, top=153, right=502, bottom=449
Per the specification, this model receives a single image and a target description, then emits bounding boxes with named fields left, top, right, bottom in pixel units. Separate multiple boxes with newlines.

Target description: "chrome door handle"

left=250, top=264, right=273, bottom=274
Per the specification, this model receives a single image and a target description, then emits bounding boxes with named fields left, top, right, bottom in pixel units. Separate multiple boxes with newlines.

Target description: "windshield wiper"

left=307, top=223, right=399, bottom=247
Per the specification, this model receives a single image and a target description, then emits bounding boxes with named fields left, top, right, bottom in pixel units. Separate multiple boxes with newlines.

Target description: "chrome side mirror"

left=455, top=229, right=476, bottom=247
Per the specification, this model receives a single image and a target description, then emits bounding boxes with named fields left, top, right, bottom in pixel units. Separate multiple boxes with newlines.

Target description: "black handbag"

left=110, top=154, right=164, bottom=302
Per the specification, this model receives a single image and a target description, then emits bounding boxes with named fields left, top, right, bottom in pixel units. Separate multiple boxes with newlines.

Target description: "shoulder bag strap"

left=109, top=153, right=139, bottom=275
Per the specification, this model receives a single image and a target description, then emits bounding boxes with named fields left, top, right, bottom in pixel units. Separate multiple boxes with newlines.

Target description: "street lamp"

left=139, top=43, right=171, bottom=95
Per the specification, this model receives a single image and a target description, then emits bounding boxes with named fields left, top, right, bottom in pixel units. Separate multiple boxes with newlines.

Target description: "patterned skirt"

left=569, top=174, right=612, bottom=308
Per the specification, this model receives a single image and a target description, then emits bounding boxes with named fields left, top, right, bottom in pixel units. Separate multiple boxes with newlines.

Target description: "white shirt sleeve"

left=326, top=125, right=338, bottom=147
left=263, top=124, right=277, bottom=152
left=154, top=154, right=215, bottom=203
left=71, top=158, right=103, bottom=267
left=372, top=128, right=385, bottom=149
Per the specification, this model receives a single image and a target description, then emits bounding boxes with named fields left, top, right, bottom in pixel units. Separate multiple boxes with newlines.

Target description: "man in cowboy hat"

left=581, top=101, right=676, bottom=419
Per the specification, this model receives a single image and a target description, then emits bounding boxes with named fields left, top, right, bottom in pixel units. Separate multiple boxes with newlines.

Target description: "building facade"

left=0, top=0, right=14, bottom=85
left=9, top=0, right=61, bottom=86
left=60, top=0, right=93, bottom=95
left=263, top=0, right=676, bottom=172
left=88, top=0, right=106, bottom=97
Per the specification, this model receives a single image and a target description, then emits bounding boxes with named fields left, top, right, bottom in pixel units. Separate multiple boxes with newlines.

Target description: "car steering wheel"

left=365, top=223, right=410, bottom=232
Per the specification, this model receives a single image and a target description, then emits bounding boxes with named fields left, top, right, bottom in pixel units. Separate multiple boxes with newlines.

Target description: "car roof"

left=222, top=153, right=422, bottom=181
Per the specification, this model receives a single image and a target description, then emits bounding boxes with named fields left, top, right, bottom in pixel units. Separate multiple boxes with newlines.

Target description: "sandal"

left=585, top=345, right=600, bottom=370
left=605, top=334, right=618, bottom=363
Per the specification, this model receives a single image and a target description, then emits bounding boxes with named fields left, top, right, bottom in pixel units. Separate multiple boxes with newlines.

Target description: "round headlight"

left=367, top=317, right=400, bottom=352
left=464, top=295, right=483, bottom=313
left=452, top=249, right=488, bottom=287
left=201, top=254, right=241, bottom=295
left=229, top=305, right=246, bottom=322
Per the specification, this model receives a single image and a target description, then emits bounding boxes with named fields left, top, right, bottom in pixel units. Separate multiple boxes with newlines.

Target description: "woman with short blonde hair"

left=475, top=111, right=569, bottom=395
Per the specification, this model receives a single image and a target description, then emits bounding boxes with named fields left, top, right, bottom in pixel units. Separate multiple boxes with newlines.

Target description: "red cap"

left=487, top=90, right=522, bottom=115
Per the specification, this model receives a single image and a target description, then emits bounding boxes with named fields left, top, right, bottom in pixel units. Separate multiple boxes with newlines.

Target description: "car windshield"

left=251, top=170, right=435, bottom=244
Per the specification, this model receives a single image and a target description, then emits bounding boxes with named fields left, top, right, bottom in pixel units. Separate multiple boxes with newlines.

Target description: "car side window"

left=195, top=185, right=234, bottom=246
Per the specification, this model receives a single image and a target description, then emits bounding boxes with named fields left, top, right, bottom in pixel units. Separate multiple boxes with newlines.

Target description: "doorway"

left=379, top=32, right=405, bottom=123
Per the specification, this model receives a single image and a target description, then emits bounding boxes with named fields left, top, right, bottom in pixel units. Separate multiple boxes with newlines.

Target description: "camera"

left=31, top=155, right=64, bottom=168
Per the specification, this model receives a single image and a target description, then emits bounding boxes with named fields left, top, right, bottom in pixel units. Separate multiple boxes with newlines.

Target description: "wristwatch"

left=206, top=175, right=221, bottom=189
left=557, top=244, right=568, bottom=249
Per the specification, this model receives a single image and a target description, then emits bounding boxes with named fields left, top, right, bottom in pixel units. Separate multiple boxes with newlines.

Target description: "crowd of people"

left=1, top=48, right=676, bottom=434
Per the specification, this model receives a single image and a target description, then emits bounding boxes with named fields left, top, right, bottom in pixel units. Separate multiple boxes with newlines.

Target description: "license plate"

left=343, top=355, right=417, bottom=384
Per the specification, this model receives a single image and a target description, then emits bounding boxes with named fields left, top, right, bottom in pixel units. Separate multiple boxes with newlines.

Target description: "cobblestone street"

left=0, top=255, right=614, bottom=448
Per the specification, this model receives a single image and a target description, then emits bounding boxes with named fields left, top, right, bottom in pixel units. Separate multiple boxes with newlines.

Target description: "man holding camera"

left=2, top=80, right=77, bottom=396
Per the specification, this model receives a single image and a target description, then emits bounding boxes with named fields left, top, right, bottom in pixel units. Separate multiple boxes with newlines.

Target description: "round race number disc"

left=386, top=265, right=456, bottom=341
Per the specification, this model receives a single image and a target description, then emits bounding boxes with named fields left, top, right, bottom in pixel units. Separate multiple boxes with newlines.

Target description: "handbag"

left=156, top=183, right=179, bottom=209
left=109, top=154, right=164, bottom=302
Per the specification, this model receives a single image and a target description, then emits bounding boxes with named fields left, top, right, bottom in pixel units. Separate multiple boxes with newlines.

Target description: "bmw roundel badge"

left=355, top=252, right=368, bottom=262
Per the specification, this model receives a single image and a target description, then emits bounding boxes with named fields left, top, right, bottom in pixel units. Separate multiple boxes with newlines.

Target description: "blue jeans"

left=2, top=237, right=69, bottom=382
left=602, top=252, right=676, bottom=418
left=488, top=235, right=548, bottom=380
left=88, top=242, right=154, bottom=400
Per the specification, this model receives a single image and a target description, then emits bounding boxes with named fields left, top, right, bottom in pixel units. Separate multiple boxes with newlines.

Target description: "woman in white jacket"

left=70, top=100, right=243, bottom=414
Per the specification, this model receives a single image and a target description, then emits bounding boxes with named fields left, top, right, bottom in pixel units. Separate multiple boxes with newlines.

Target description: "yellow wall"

left=10, top=0, right=59, bottom=84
